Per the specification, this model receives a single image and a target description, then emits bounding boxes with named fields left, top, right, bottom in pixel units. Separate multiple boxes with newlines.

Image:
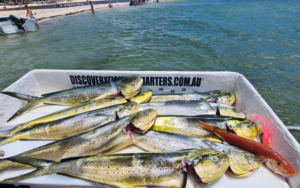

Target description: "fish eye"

left=246, top=123, right=252, bottom=128
left=277, top=161, right=282, bottom=166
left=244, top=154, right=249, bottom=159
left=210, top=156, right=219, bottom=162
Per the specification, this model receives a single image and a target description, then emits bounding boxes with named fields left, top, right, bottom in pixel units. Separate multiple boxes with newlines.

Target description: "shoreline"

left=0, top=2, right=129, bottom=21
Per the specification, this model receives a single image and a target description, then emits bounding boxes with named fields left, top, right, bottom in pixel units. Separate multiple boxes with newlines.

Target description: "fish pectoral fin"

left=132, top=143, right=151, bottom=152
left=102, top=140, right=133, bottom=154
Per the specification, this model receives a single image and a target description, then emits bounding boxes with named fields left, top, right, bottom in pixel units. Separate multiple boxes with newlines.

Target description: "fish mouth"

left=124, top=87, right=141, bottom=102
left=265, top=159, right=297, bottom=177
left=130, top=110, right=158, bottom=129
left=227, top=167, right=259, bottom=177
left=181, top=158, right=208, bottom=186
left=121, top=77, right=143, bottom=99
left=217, top=106, right=246, bottom=119
left=191, top=169, right=208, bottom=186
left=182, top=153, right=229, bottom=185
left=125, top=119, right=156, bottom=144
left=125, top=110, right=158, bottom=143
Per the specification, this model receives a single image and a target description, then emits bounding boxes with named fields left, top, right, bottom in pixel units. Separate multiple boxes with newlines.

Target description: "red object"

left=198, top=120, right=296, bottom=177
left=251, top=114, right=270, bottom=146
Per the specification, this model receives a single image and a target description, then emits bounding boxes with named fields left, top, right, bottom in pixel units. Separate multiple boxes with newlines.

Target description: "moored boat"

left=0, top=15, right=37, bottom=35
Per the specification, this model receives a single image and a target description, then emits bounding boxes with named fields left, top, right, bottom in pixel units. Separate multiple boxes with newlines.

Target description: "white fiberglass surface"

left=0, top=70, right=298, bottom=187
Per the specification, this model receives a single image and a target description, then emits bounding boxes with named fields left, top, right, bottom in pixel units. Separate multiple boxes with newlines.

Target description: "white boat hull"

left=0, top=15, right=37, bottom=35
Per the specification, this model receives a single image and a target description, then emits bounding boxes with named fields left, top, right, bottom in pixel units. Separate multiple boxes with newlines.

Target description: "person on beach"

left=89, top=1, right=94, bottom=15
left=108, top=2, right=113, bottom=8
left=25, top=5, right=40, bottom=29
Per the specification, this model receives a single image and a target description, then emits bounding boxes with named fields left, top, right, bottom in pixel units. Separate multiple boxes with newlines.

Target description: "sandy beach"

left=0, top=1, right=128, bottom=20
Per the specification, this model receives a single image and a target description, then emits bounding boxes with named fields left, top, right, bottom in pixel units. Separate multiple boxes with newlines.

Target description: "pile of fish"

left=0, top=76, right=296, bottom=187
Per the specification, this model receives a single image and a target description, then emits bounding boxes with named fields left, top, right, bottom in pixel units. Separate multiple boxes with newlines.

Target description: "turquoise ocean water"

left=0, top=0, right=300, bottom=138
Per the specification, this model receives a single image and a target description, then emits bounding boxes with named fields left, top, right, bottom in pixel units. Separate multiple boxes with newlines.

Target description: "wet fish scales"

left=3, top=97, right=127, bottom=136
left=2, top=150, right=230, bottom=187
left=3, top=76, right=143, bottom=122
left=152, top=115, right=258, bottom=140
left=133, top=130, right=262, bottom=177
left=150, top=90, right=235, bottom=105
left=0, top=110, right=157, bottom=170
left=0, top=102, right=139, bottom=146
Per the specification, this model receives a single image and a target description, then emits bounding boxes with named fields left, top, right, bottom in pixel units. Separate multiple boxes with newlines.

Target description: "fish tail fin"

left=0, top=159, right=34, bottom=171
left=0, top=158, right=57, bottom=183
left=1, top=91, right=40, bottom=102
left=0, top=131, right=12, bottom=137
left=7, top=100, right=43, bottom=122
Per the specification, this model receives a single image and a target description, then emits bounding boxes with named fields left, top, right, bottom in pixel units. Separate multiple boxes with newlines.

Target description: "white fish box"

left=0, top=70, right=299, bottom=188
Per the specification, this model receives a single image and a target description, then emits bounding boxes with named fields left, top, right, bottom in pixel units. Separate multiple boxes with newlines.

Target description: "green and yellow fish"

left=0, top=102, right=139, bottom=146
left=2, top=76, right=143, bottom=122
left=149, top=90, right=235, bottom=105
left=139, top=100, right=246, bottom=118
left=0, top=109, right=157, bottom=171
left=0, top=96, right=127, bottom=137
left=152, top=115, right=259, bottom=140
left=132, top=130, right=262, bottom=177
left=1, top=149, right=230, bottom=187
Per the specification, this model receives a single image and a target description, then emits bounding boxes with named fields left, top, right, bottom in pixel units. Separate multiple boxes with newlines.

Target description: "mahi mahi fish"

left=152, top=115, right=259, bottom=140
left=149, top=90, right=235, bottom=105
left=1, top=149, right=230, bottom=187
left=0, top=109, right=158, bottom=171
left=0, top=96, right=128, bottom=137
left=0, top=91, right=153, bottom=137
left=2, top=76, right=143, bottom=122
left=0, top=102, right=139, bottom=146
left=139, top=101, right=246, bottom=118
left=198, top=121, right=297, bottom=178
left=132, top=130, right=262, bottom=177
